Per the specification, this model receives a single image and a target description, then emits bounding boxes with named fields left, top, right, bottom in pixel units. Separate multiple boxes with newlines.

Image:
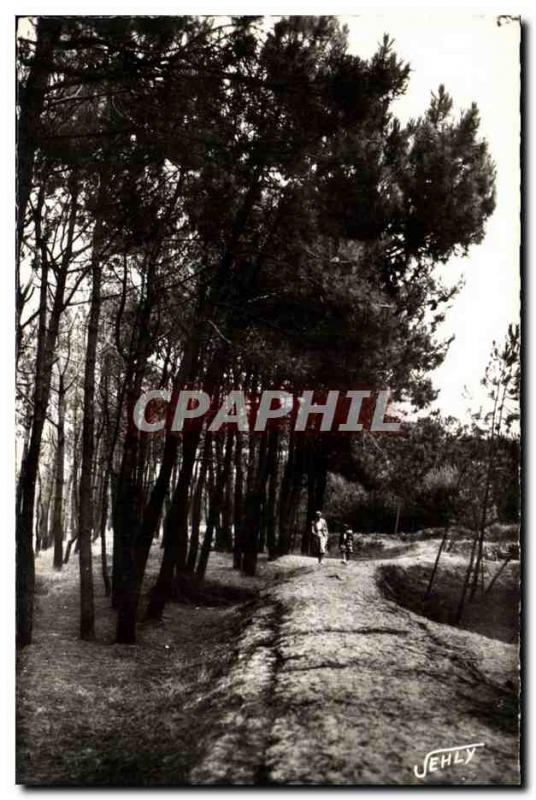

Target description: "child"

left=339, top=525, right=354, bottom=564
left=312, top=510, right=329, bottom=565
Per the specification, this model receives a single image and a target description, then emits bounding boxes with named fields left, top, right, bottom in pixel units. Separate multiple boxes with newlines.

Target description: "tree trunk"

left=232, top=432, right=245, bottom=569
left=196, top=432, right=234, bottom=580
left=69, top=422, right=80, bottom=542
left=186, top=434, right=211, bottom=573
left=484, top=556, right=512, bottom=596
left=51, top=374, right=66, bottom=569
left=211, top=437, right=226, bottom=551
left=145, top=431, right=201, bottom=621
left=279, top=435, right=305, bottom=556
left=38, top=471, right=52, bottom=552
left=469, top=380, right=506, bottom=600
left=265, top=430, right=279, bottom=560
left=113, top=314, right=208, bottom=638
left=16, top=173, right=79, bottom=647
left=77, top=216, right=104, bottom=640
left=34, top=469, right=42, bottom=555
left=215, top=433, right=234, bottom=551
left=302, top=445, right=316, bottom=556
left=455, top=529, right=479, bottom=624
left=111, top=266, right=159, bottom=610
left=16, top=17, right=61, bottom=261
left=99, top=473, right=112, bottom=597
left=423, top=526, right=450, bottom=599
left=393, top=501, right=401, bottom=536
left=242, top=435, right=271, bottom=577
left=277, top=435, right=294, bottom=556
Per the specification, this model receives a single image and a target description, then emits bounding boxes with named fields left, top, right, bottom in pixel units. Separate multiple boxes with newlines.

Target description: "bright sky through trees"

left=344, top=14, right=520, bottom=420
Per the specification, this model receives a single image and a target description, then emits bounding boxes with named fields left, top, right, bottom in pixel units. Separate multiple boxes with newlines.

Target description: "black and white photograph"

left=14, top=10, right=522, bottom=787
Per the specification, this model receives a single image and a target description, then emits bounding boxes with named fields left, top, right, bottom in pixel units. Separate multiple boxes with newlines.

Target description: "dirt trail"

left=192, top=552, right=520, bottom=785
left=18, top=546, right=519, bottom=786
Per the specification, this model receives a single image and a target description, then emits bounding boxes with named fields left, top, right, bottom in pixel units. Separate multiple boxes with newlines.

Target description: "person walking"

left=312, top=510, right=329, bottom=565
left=339, top=525, right=354, bottom=564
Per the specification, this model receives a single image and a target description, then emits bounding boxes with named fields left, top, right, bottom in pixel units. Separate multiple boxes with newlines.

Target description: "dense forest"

left=16, top=15, right=518, bottom=652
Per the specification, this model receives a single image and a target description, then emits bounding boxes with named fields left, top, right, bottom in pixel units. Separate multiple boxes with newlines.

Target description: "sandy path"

left=18, top=545, right=519, bottom=785
left=193, top=553, right=520, bottom=785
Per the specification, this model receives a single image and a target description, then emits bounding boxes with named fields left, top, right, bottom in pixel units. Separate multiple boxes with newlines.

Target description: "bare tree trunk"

left=77, top=216, right=104, bottom=640
left=145, top=431, right=201, bottom=620
left=186, top=434, right=211, bottom=573
left=242, top=434, right=271, bottom=577
left=220, top=443, right=235, bottom=551
left=114, top=316, right=206, bottom=638
left=393, top=501, right=401, bottom=536
left=279, top=435, right=305, bottom=556
left=469, top=380, right=507, bottom=600
left=455, top=529, right=479, bottom=624
left=484, top=556, right=512, bottom=596
left=95, top=350, right=114, bottom=596
left=265, top=430, right=279, bottom=560
left=213, top=437, right=230, bottom=551
left=232, top=432, right=245, bottom=569
left=34, top=469, right=42, bottom=555
left=91, top=434, right=105, bottom=543
left=303, top=444, right=316, bottom=556
left=99, top=474, right=112, bottom=597
left=277, top=435, right=293, bottom=556
left=196, top=432, right=234, bottom=580
left=38, top=469, right=53, bottom=552
left=217, top=433, right=234, bottom=552
left=16, top=173, right=78, bottom=647
left=423, top=526, right=450, bottom=599
left=66, top=420, right=80, bottom=552
left=111, top=280, right=157, bottom=611
left=51, top=374, right=66, bottom=569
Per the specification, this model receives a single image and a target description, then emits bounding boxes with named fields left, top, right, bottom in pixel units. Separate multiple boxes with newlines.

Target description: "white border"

left=2, top=2, right=532, bottom=798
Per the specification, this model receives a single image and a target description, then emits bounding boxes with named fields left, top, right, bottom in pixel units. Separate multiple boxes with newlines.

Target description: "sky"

left=343, top=14, right=521, bottom=421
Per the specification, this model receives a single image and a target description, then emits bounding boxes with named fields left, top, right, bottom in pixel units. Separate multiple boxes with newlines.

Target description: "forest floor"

left=17, top=538, right=520, bottom=786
